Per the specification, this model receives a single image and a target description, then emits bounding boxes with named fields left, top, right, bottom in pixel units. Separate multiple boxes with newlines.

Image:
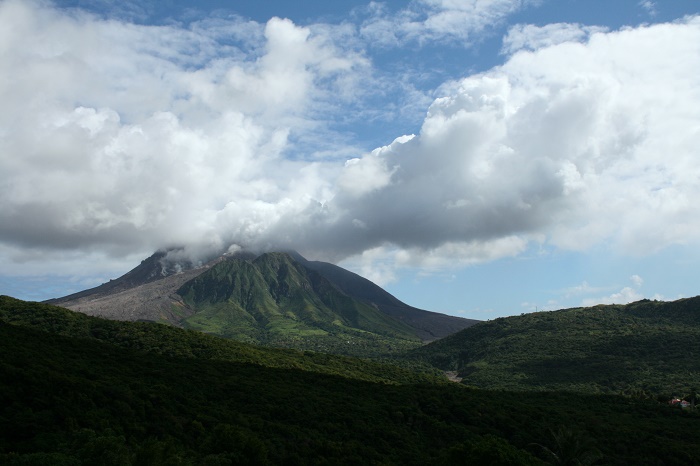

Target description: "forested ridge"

left=411, top=297, right=700, bottom=397
left=2, top=296, right=700, bottom=464
left=0, top=296, right=441, bottom=385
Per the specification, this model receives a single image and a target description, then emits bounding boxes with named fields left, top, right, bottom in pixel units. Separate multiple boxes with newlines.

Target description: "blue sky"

left=1, top=0, right=700, bottom=320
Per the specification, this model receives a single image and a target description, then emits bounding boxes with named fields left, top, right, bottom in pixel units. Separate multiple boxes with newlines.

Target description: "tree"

left=441, top=435, right=544, bottom=465
left=531, top=426, right=602, bottom=466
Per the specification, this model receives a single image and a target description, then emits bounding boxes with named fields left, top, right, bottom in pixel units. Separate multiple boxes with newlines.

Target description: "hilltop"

left=410, top=297, right=700, bottom=396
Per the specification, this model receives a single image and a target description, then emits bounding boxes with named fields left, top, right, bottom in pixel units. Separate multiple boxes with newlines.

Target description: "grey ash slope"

left=49, top=250, right=477, bottom=354
left=48, top=250, right=202, bottom=302
left=46, top=249, right=230, bottom=323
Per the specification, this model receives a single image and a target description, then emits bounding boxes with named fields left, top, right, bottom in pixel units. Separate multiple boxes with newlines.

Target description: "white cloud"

left=313, top=16, right=700, bottom=273
left=638, top=1, right=658, bottom=17
left=0, top=0, right=366, bottom=275
left=360, top=0, right=537, bottom=46
left=340, top=246, right=399, bottom=286
left=630, top=274, right=644, bottom=288
left=581, top=286, right=644, bottom=307
left=338, top=236, right=527, bottom=286
left=502, top=23, right=608, bottom=54
left=579, top=274, right=659, bottom=307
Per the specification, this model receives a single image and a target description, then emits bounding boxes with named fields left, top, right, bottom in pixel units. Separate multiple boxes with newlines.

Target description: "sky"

left=1, top=0, right=700, bottom=320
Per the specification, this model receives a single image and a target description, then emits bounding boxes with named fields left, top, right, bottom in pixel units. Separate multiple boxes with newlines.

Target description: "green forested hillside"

left=290, top=252, right=479, bottom=341
left=1, top=301, right=699, bottom=465
left=178, top=252, right=422, bottom=356
left=0, top=296, right=440, bottom=385
left=411, top=298, right=700, bottom=396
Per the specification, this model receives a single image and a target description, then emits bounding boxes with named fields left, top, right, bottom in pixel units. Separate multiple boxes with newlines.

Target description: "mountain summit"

left=50, top=251, right=477, bottom=355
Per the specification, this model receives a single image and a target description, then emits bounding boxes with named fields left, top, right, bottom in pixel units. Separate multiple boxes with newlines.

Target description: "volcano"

left=49, top=250, right=477, bottom=355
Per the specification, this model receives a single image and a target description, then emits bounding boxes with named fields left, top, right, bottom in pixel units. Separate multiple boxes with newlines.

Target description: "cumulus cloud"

left=580, top=275, right=651, bottom=307
left=548, top=275, right=652, bottom=309
left=2, top=1, right=700, bottom=289
left=324, top=17, right=698, bottom=268
left=338, top=236, right=528, bottom=285
left=581, top=286, right=644, bottom=307
left=304, top=16, right=700, bottom=275
left=0, top=0, right=366, bottom=273
left=337, top=136, right=404, bottom=198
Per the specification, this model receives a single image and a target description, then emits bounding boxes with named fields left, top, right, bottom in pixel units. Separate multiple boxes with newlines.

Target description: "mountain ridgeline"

left=50, top=251, right=477, bottom=357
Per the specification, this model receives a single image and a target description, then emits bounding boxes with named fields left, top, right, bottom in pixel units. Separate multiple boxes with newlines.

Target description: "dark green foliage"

left=2, top=297, right=700, bottom=465
left=291, top=252, right=478, bottom=341
left=530, top=426, right=602, bottom=466
left=410, top=297, right=700, bottom=396
left=0, top=296, right=442, bottom=385
left=439, top=435, right=544, bottom=465
left=177, top=252, right=422, bottom=357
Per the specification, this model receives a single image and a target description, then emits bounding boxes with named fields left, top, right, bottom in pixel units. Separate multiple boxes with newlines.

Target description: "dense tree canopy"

left=1, top=297, right=699, bottom=464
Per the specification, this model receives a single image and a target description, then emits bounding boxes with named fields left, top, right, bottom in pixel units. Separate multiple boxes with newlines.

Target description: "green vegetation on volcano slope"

left=410, top=297, right=700, bottom=396
left=178, top=252, right=422, bottom=357
left=0, top=296, right=441, bottom=385
left=2, top=314, right=699, bottom=465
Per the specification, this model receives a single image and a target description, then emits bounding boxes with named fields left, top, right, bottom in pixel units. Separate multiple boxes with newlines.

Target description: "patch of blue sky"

left=384, top=242, right=700, bottom=320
